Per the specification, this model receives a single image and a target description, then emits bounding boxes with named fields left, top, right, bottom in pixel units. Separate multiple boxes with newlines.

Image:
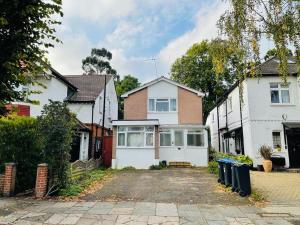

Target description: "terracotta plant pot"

left=262, top=160, right=272, bottom=172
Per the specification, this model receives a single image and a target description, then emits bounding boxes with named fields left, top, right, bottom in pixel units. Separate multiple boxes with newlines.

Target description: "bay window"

left=117, top=126, right=155, bottom=147
left=148, top=98, right=177, bottom=112
left=270, top=83, right=290, bottom=104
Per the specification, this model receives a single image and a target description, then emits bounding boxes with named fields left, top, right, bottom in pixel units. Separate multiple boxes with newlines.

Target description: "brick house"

left=112, top=76, right=208, bottom=169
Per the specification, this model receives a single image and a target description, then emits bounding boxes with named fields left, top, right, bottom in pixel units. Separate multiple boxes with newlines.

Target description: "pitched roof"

left=259, top=56, right=298, bottom=75
left=121, top=76, right=204, bottom=98
left=65, top=75, right=112, bottom=102
left=49, top=67, right=78, bottom=90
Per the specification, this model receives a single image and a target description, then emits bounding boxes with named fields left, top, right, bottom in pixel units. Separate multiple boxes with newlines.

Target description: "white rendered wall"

left=27, top=76, right=68, bottom=117
left=147, top=81, right=178, bottom=124
left=114, top=148, right=157, bottom=169
left=68, top=103, right=94, bottom=124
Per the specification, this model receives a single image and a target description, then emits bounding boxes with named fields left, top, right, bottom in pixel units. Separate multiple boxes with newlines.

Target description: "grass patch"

left=249, top=190, right=265, bottom=203
left=59, top=168, right=114, bottom=197
left=120, top=166, right=136, bottom=171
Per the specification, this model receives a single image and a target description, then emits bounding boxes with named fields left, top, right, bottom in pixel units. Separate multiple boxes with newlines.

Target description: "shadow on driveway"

left=81, top=168, right=250, bottom=205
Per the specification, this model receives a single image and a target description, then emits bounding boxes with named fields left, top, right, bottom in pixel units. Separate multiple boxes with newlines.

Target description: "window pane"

left=170, top=99, right=176, bottom=111
left=187, top=134, right=204, bottom=146
left=127, top=132, right=144, bottom=147
left=156, top=99, right=169, bottom=111
left=174, top=130, right=183, bottom=146
left=270, top=83, right=278, bottom=88
left=118, top=133, right=125, bottom=146
left=149, top=99, right=155, bottom=111
left=272, top=132, right=281, bottom=149
left=128, top=126, right=144, bottom=131
left=280, top=83, right=289, bottom=88
left=146, top=133, right=154, bottom=146
left=118, top=126, right=126, bottom=131
left=160, top=133, right=171, bottom=146
left=145, top=126, right=154, bottom=132
left=271, top=90, right=280, bottom=103
left=281, top=90, right=290, bottom=103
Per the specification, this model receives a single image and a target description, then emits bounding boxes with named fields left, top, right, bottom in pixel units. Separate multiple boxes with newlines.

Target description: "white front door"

left=172, top=130, right=186, bottom=161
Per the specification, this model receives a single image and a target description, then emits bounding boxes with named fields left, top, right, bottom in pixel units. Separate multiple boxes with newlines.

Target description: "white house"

left=112, top=76, right=209, bottom=169
left=13, top=68, right=118, bottom=161
left=206, top=56, right=300, bottom=168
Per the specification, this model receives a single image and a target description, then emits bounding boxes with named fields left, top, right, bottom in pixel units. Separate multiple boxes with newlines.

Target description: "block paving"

left=0, top=199, right=300, bottom=225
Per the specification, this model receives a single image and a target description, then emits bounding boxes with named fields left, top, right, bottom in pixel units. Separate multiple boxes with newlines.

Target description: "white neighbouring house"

left=112, top=76, right=209, bottom=169
left=13, top=68, right=118, bottom=161
left=206, top=56, right=300, bottom=168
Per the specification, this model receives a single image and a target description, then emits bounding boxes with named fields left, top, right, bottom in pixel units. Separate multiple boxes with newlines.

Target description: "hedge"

left=0, top=115, right=43, bottom=191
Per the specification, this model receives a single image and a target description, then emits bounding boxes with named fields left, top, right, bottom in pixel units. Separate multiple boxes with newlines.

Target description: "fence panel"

left=70, top=158, right=101, bottom=179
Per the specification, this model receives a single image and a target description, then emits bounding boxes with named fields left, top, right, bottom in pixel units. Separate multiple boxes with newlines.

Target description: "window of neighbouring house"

left=187, top=130, right=204, bottom=147
left=148, top=98, right=177, bottom=112
left=160, top=129, right=172, bottom=146
left=270, top=83, right=290, bottom=104
left=174, top=130, right=184, bottom=146
left=272, top=131, right=281, bottom=149
left=228, top=96, right=233, bottom=112
left=117, top=126, right=155, bottom=147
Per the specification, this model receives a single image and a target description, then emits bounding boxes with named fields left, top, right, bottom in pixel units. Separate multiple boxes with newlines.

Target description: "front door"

left=287, top=129, right=300, bottom=168
left=172, top=130, right=185, bottom=161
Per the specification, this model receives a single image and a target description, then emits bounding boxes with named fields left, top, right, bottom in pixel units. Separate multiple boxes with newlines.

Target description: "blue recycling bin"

left=217, top=159, right=225, bottom=184
left=235, top=162, right=251, bottom=197
left=222, top=158, right=237, bottom=187
left=231, top=163, right=239, bottom=192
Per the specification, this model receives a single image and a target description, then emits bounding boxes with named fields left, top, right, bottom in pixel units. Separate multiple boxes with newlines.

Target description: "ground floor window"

left=187, top=130, right=204, bottom=147
left=160, top=130, right=172, bottom=146
left=272, top=131, right=281, bottom=149
left=117, top=126, right=155, bottom=147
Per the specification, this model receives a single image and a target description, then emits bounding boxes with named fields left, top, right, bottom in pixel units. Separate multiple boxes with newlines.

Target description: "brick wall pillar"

left=155, top=125, right=159, bottom=159
left=3, top=163, right=16, bottom=197
left=35, top=163, right=48, bottom=198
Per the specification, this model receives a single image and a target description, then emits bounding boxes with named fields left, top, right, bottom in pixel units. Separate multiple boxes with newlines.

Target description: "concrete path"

left=251, top=171, right=300, bottom=204
left=0, top=199, right=300, bottom=225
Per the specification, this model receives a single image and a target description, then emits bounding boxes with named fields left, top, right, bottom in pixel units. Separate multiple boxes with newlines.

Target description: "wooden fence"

left=70, top=158, right=101, bottom=179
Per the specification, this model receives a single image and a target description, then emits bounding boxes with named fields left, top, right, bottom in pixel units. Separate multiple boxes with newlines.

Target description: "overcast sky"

left=47, top=0, right=274, bottom=83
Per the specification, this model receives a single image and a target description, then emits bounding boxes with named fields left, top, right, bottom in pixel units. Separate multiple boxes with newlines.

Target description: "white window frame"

left=187, top=130, right=205, bottom=147
left=148, top=98, right=177, bottom=112
left=117, top=126, right=155, bottom=148
left=270, top=83, right=290, bottom=104
left=272, top=131, right=281, bottom=149
left=159, top=129, right=172, bottom=147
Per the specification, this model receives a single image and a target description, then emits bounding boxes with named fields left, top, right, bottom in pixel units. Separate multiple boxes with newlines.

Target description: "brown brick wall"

left=3, top=163, right=16, bottom=197
left=124, top=88, right=147, bottom=120
left=178, top=87, right=203, bottom=124
left=155, top=125, right=159, bottom=159
left=35, top=163, right=48, bottom=198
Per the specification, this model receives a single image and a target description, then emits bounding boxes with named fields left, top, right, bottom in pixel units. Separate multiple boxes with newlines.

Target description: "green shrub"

left=121, top=166, right=136, bottom=171
left=208, top=161, right=218, bottom=174
left=38, top=101, right=76, bottom=191
left=149, top=165, right=162, bottom=170
left=0, top=115, right=43, bottom=191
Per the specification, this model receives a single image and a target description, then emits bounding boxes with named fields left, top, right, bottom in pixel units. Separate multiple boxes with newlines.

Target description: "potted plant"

left=259, top=145, right=272, bottom=172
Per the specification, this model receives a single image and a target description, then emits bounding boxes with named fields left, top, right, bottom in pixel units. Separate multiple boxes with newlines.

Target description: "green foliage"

left=259, top=145, right=272, bottom=160
left=170, top=40, right=238, bottom=121
left=37, top=101, right=77, bottom=190
left=0, top=0, right=62, bottom=114
left=264, top=48, right=293, bottom=61
left=216, top=0, right=299, bottom=82
left=0, top=115, right=43, bottom=191
left=82, top=48, right=117, bottom=75
left=208, top=161, right=218, bottom=174
left=59, top=169, right=112, bottom=197
left=121, top=166, right=136, bottom=171
left=115, top=75, right=140, bottom=119
left=149, top=162, right=167, bottom=170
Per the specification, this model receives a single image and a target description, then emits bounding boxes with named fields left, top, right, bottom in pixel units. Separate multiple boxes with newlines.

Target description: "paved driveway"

left=81, top=168, right=249, bottom=205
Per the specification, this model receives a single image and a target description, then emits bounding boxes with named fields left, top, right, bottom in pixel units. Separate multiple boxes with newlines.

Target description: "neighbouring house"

left=206, top=56, right=300, bottom=168
left=12, top=68, right=118, bottom=161
left=111, top=76, right=208, bottom=169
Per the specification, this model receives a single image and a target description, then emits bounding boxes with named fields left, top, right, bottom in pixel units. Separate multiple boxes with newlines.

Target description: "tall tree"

left=0, top=0, right=63, bottom=115
left=215, top=0, right=299, bottom=82
left=170, top=40, right=238, bottom=122
left=115, top=75, right=140, bottom=119
left=264, top=48, right=293, bottom=61
left=82, top=48, right=117, bottom=76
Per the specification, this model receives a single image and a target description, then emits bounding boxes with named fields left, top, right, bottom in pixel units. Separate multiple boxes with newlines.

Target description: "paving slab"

left=156, top=203, right=178, bottom=217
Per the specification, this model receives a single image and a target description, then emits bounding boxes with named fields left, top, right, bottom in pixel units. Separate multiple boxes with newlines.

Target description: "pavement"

left=251, top=171, right=300, bottom=205
left=0, top=199, right=300, bottom=225
left=81, top=168, right=248, bottom=205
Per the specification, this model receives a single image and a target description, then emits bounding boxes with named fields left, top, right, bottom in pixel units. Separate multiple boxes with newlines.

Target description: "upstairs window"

left=228, top=96, right=233, bottom=112
left=148, top=98, right=177, bottom=112
left=270, top=83, right=290, bottom=104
